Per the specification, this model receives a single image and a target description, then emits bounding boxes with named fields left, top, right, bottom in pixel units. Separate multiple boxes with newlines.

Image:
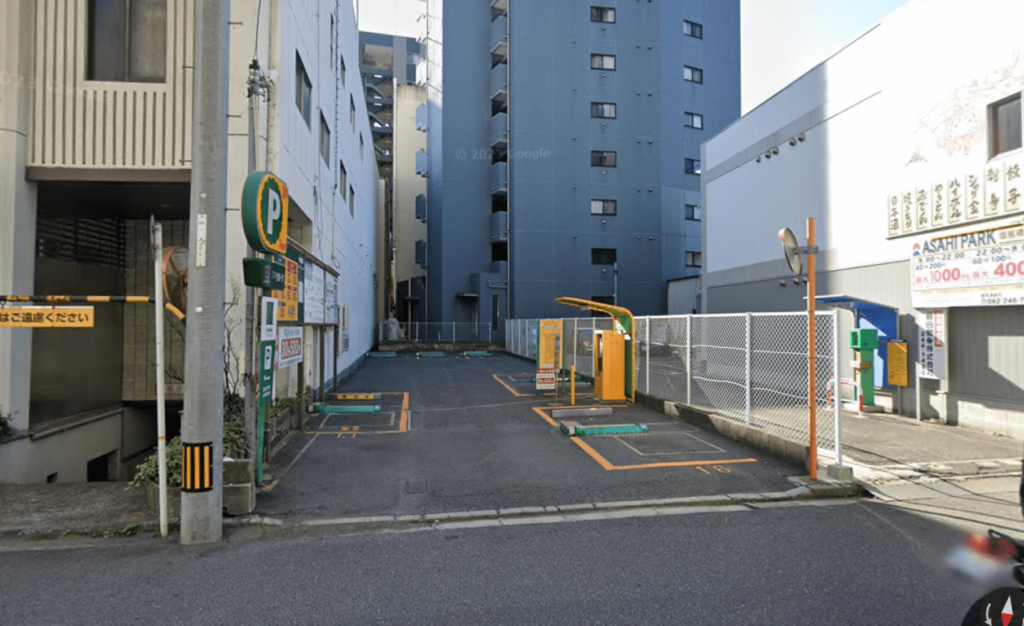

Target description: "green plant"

left=0, top=407, right=14, bottom=443
left=129, top=393, right=249, bottom=488
left=269, top=395, right=301, bottom=416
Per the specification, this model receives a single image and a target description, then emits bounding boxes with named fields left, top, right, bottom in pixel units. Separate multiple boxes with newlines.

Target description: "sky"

left=356, top=0, right=910, bottom=113
left=741, top=0, right=909, bottom=112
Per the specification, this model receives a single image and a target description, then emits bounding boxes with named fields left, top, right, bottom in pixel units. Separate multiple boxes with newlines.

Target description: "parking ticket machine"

left=594, top=330, right=626, bottom=401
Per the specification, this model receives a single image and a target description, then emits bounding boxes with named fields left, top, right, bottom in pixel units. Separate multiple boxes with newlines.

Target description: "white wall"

left=274, top=0, right=378, bottom=378
left=394, top=84, right=427, bottom=285
left=706, top=0, right=1024, bottom=277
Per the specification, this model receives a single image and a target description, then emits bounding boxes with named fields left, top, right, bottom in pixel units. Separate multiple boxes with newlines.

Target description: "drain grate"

left=406, top=480, right=427, bottom=494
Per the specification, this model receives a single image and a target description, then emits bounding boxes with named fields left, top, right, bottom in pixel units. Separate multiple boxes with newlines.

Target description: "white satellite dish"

left=778, top=228, right=803, bottom=277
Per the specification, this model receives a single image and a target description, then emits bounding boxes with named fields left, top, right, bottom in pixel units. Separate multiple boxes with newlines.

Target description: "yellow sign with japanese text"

left=888, top=341, right=909, bottom=387
left=538, top=319, right=564, bottom=370
left=0, top=306, right=95, bottom=328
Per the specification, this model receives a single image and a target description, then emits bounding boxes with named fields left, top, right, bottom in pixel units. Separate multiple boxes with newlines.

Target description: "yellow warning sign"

left=538, top=319, right=564, bottom=370
left=0, top=306, right=95, bottom=328
left=888, top=341, right=909, bottom=387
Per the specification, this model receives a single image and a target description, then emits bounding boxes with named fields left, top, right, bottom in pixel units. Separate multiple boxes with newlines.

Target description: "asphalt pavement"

left=0, top=499, right=991, bottom=625
left=256, top=353, right=811, bottom=522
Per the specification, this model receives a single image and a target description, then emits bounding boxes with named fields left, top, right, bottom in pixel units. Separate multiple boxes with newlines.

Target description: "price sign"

left=911, top=225, right=1024, bottom=307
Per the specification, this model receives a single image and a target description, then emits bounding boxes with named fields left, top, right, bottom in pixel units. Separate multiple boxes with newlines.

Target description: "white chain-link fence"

left=506, top=313, right=841, bottom=461
left=379, top=322, right=493, bottom=343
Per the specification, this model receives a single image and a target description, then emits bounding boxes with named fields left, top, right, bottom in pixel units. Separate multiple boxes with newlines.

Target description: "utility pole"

left=181, top=0, right=231, bottom=545
left=244, top=60, right=266, bottom=473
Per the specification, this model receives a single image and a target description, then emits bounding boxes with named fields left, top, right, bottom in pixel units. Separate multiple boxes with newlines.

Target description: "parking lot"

left=256, top=353, right=806, bottom=521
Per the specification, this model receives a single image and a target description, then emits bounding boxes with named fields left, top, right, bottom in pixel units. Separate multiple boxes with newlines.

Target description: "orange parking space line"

left=400, top=392, right=410, bottom=432
left=567, top=436, right=617, bottom=470
left=531, top=406, right=560, bottom=427
left=607, top=458, right=758, bottom=471
left=493, top=374, right=526, bottom=397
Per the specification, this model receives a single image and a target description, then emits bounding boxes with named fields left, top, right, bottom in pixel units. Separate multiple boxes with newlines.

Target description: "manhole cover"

left=406, top=480, right=427, bottom=494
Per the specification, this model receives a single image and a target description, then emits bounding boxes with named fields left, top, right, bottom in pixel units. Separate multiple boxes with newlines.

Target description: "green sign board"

left=255, top=339, right=276, bottom=482
left=241, top=171, right=289, bottom=255
left=242, top=257, right=286, bottom=290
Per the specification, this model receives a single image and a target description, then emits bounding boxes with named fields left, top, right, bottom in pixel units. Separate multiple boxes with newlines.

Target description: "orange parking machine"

left=594, top=330, right=627, bottom=401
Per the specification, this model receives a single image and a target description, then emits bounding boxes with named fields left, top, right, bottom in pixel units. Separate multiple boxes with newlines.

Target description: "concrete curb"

left=292, top=480, right=864, bottom=530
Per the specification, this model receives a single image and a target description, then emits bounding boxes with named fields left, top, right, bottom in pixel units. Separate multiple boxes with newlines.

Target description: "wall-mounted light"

left=789, top=138, right=796, bottom=146
left=765, top=152, right=771, bottom=159
left=772, top=147, right=779, bottom=155
left=798, top=133, right=805, bottom=142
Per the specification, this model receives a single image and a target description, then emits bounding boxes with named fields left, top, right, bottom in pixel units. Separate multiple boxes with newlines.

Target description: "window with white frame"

left=991, top=94, right=1022, bottom=158
left=295, top=53, right=312, bottom=126
left=319, top=115, right=331, bottom=164
left=87, top=0, right=167, bottom=83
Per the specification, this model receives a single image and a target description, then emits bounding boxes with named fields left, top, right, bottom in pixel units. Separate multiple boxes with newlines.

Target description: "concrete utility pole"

left=244, top=60, right=265, bottom=475
left=181, top=0, right=231, bottom=545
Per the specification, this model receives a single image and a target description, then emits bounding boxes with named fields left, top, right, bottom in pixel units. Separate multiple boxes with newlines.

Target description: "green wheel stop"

left=370, top=352, right=397, bottom=358
left=559, top=421, right=649, bottom=437
left=417, top=352, right=446, bottom=358
left=307, top=404, right=382, bottom=414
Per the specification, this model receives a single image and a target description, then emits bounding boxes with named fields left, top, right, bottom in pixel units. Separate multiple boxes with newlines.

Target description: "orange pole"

left=807, top=217, right=818, bottom=481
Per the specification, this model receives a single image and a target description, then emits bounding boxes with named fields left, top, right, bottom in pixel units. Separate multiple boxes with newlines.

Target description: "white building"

left=702, top=0, right=1024, bottom=436
left=0, top=0, right=377, bottom=483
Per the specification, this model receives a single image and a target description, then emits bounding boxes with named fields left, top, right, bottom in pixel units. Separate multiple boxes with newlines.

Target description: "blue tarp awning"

left=815, top=294, right=899, bottom=389
left=815, top=295, right=896, bottom=312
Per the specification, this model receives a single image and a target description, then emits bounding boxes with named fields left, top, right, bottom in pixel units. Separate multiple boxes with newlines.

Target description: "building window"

left=360, top=134, right=364, bottom=160
left=685, top=204, right=702, bottom=220
left=350, top=95, right=356, bottom=130
left=295, top=53, right=312, bottom=126
left=991, top=94, right=1022, bottom=158
left=349, top=185, right=355, bottom=215
left=684, top=112, right=703, bottom=129
left=686, top=251, right=702, bottom=268
left=683, top=66, right=703, bottom=84
left=87, top=0, right=167, bottom=83
left=591, top=151, right=617, bottom=167
left=339, top=160, right=348, bottom=198
left=320, top=115, right=331, bottom=164
left=684, top=20, right=703, bottom=39
left=590, top=54, right=616, bottom=70
left=590, top=7, right=616, bottom=23
left=330, top=15, right=336, bottom=70
left=592, top=248, right=617, bottom=265
left=591, top=102, right=617, bottom=119
left=591, top=199, right=617, bottom=215
left=685, top=158, right=701, bottom=175
left=340, top=55, right=346, bottom=86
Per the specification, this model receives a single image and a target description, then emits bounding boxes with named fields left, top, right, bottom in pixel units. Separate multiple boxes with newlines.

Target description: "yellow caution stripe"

left=182, top=442, right=214, bottom=492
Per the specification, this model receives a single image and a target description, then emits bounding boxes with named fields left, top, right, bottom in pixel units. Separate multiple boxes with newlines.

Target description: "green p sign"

left=241, top=171, right=289, bottom=254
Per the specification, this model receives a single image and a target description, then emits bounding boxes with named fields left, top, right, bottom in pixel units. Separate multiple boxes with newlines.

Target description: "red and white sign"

left=536, top=369, right=557, bottom=391
left=275, top=326, right=303, bottom=370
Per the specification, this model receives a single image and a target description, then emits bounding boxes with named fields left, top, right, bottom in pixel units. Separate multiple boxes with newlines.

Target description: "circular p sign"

left=241, top=171, right=289, bottom=254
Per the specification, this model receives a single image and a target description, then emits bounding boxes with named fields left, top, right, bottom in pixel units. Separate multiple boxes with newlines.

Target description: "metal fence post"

left=745, top=312, right=752, bottom=425
left=645, top=317, right=650, bottom=394
left=832, top=311, right=842, bottom=465
left=686, top=315, right=692, bottom=405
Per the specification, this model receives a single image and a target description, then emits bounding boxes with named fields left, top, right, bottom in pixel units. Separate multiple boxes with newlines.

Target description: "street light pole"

left=181, top=0, right=231, bottom=545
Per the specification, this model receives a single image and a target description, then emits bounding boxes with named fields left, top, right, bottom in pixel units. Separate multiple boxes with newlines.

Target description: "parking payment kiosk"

left=594, top=330, right=627, bottom=401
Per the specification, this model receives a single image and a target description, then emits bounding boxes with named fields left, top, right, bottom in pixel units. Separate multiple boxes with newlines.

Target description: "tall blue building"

left=423, top=0, right=739, bottom=334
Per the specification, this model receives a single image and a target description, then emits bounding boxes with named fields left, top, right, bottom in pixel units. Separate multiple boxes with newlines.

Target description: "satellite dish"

left=162, top=247, right=189, bottom=314
left=778, top=228, right=803, bottom=277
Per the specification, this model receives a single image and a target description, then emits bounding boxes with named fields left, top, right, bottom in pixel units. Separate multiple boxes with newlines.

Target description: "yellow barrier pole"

left=571, top=366, right=576, bottom=406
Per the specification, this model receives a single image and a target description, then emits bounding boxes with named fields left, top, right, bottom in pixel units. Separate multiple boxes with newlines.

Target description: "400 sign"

left=912, top=225, right=1024, bottom=307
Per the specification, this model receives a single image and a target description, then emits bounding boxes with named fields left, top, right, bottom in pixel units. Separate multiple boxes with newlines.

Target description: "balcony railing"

left=415, top=149, right=428, bottom=177
left=490, top=14, right=508, bottom=57
left=490, top=210, right=508, bottom=242
left=489, top=112, right=507, bottom=148
left=490, top=162, right=508, bottom=195
left=490, top=63, right=508, bottom=102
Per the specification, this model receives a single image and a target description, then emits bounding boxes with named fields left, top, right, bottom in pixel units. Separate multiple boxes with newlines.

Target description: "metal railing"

left=379, top=321, right=493, bottom=343
left=506, top=312, right=841, bottom=460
